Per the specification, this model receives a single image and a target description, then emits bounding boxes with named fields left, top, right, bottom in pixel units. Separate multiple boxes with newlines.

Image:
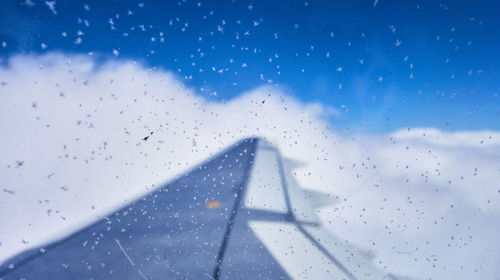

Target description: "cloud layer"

left=1, top=53, right=499, bottom=279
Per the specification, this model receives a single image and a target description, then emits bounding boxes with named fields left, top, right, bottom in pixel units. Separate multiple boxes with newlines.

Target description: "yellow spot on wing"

left=206, top=201, right=220, bottom=209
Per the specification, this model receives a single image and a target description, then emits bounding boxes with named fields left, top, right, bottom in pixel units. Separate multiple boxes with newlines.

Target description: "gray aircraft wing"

left=0, top=138, right=396, bottom=279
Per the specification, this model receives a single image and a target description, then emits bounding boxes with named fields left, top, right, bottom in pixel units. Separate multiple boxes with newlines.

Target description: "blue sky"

left=1, top=0, right=499, bottom=133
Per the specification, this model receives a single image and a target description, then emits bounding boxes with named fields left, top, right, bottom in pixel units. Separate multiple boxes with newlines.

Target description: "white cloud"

left=0, top=53, right=499, bottom=279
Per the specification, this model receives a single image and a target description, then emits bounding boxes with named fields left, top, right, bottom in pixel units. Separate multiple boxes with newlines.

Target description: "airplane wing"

left=0, top=138, right=396, bottom=279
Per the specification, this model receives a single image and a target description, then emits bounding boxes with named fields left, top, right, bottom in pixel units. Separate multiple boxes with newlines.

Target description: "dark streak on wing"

left=211, top=139, right=257, bottom=279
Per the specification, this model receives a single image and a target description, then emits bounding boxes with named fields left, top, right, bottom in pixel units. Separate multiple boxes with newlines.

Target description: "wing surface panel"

left=0, top=139, right=257, bottom=279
